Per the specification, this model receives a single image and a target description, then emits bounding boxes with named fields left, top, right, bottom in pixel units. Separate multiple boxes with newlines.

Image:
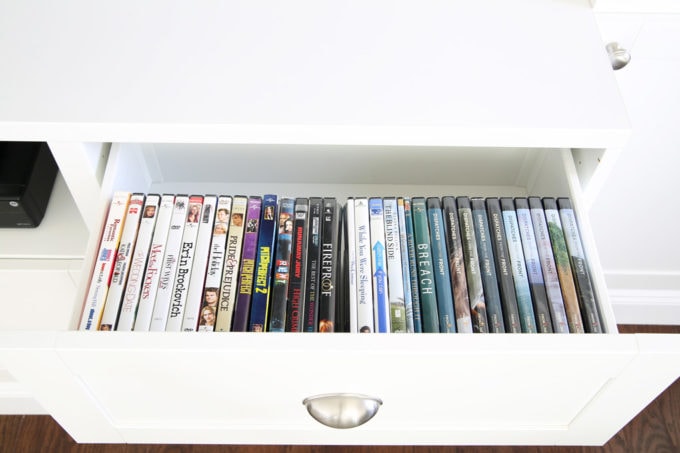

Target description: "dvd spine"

left=345, top=198, right=358, bottom=333
left=134, top=194, right=175, bottom=331
left=149, top=195, right=189, bottom=331
left=383, top=197, right=407, bottom=333
left=543, top=197, right=585, bottom=333
left=457, top=197, right=489, bottom=333
left=354, top=197, right=374, bottom=333
left=285, top=198, right=309, bottom=332
left=557, top=197, right=603, bottom=333
left=196, top=196, right=232, bottom=332
left=302, top=197, right=322, bottom=332
left=427, top=197, right=456, bottom=333
left=231, top=196, right=263, bottom=332
left=215, top=195, right=248, bottom=332
left=403, top=198, right=423, bottom=333
left=268, top=197, right=295, bottom=332
left=397, top=198, right=416, bottom=333
left=80, top=191, right=131, bottom=330
left=369, top=197, right=390, bottom=333
left=411, top=197, right=439, bottom=333
left=99, top=193, right=144, bottom=331
left=249, top=195, right=278, bottom=332
left=441, top=196, right=473, bottom=333
left=165, top=195, right=204, bottom=331
left=180, top=195, right=217, bottom=331
left=486, top=197, right=522, bottom=333
left=317, top=198, right=339, bottom=332
left=117, top=194, right=161, bottom=331
left=526, top=197, right=569, bottom=333
left=500, top=197, right=539, bottom=333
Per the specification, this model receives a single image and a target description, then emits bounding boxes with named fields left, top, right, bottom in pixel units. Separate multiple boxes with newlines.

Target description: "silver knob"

left=606, top=42, right=631, bottom=70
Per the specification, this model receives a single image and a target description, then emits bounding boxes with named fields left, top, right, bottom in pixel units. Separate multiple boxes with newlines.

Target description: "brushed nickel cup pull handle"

left=302, top=393, right=383, bottom=429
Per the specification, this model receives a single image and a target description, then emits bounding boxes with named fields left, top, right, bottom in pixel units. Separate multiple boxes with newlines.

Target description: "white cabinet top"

left=0, top=0, right=628, bottom=147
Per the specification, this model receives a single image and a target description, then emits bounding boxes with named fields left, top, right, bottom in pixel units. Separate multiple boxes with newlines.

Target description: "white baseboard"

left=605, top=272, right=680, bottom=325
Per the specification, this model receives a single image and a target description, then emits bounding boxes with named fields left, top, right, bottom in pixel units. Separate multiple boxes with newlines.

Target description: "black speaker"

left=0, top=141, right=59, bottom=228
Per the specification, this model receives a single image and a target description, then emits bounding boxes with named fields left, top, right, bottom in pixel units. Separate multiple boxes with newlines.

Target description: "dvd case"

left=165, top=195, right=204, bottom=331
left=149, top=195, right=189, bottom=331
left=427, top=197, right=456, bottom=333
left=249, top=194, right=278, bottom=332
left=268, top=197, right=295, bottom=332
left=411, top=197, right=439, bottom=333
left=133, top=194, right=175, bottom=331
left=557, top=197, right=603, bottom=333
left=215, top=195, right=248, bottom=332
left=99, top=193, right=144, bottom=331
left=441, top=196, right=473, bottom=333
left=354, top=197, right=374, bottom=333
left=285, top=198, right=309, bottom=332
left=80, top=191, right=131, bottom=330
left=383, top=197, right=407, bottom=333
left=369, top=197, right=390, bottom=333
left=317, top=198, right=339, bottom=333
left=457, top=196, right=489, bottom=333
left=180, top=195, right=217, bottom=331
left=117, top=194, right=161, bottom=331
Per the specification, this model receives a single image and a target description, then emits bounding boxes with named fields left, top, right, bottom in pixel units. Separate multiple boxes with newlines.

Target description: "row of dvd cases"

left=80, top=192, right=603, bottom=334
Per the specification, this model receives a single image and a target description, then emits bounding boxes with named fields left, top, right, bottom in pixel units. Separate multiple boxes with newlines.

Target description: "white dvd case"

left=165, top=195, right=204, bottom=331
left=132, top=194, right=175, bottom=331
left=180, top=195, right=217, bottom=331
left=116, top=194, right=160, bottom=331
left=79, top=191, right=131, bottom=330
left=345, top=198, right=358, bottom=333
left=354, top=198, right=374, bottom=333
left=99, top=193, right=145, bottom=330
left=382, top=197, right=406, bottom=333
left=197, top=195, right=232, bottom=332
left=149, top=195, right=189, bottom=331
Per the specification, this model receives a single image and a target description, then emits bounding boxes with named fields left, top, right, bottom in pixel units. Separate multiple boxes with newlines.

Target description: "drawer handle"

left=302, top=393, right=382, bottom=429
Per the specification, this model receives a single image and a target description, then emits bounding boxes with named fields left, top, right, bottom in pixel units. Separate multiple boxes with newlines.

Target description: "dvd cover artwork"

left=302, top=197, right=323, bottom=332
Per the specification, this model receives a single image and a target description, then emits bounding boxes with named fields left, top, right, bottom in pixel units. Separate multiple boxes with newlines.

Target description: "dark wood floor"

left=1, top=325, right=678, bottom=453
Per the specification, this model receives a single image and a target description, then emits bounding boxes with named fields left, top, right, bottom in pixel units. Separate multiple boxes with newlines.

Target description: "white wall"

left=591, top=13, right=680, bottom=324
